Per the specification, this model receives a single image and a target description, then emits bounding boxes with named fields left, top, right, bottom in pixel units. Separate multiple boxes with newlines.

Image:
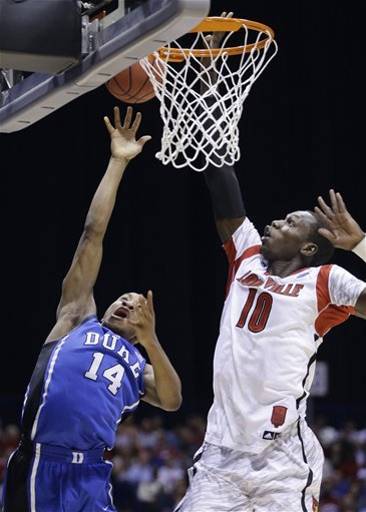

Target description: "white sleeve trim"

left=352, top=235, right=366, bottom=262
left=231, top=217, right=262, bottom=255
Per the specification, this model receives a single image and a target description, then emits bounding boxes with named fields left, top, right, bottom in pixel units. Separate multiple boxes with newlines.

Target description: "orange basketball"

left=105, top=56, right=158, bottom=104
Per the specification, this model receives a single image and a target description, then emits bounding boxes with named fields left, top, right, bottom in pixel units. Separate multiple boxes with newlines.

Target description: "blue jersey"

left=21, top=316, right=146, bottom=450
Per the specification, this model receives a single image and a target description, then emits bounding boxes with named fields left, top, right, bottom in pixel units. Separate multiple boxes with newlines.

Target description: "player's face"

left=102, top=292, right=144, bottom=343
left=260, top=210, right=317, bottom=262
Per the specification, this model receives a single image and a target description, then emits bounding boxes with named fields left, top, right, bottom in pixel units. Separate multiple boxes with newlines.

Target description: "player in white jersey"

left=175, top=15, right=366, bottom=512
left=175, top=189, right=365, bottom=512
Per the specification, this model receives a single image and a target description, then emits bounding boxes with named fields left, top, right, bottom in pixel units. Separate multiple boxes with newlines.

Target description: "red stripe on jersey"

left=225, top=245, right=262, bottom=296
left=316, top=265, right=332, bottom=312
left=223, top=238, right=237, bottom=266
left=315, top=304, right=354, bottom=337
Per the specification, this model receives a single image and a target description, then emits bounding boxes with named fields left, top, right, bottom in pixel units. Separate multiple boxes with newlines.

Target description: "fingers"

left=330, top=188, right=350, bottom=217
left=147, top=290, right=155, bottom=314
left=220, top=11, right=233, bottom=18
left=207, top=12, right=234, bottom=50
left=113, top=106, right=122, bottom=128
left=317, top=195, right=335, bottom=219
left=137, top=295, right=149, bottom=315
left=128, top=296, right=147, bottom=325
left=329, top=189, right=339, bottom=214
left=123, top=106, right=133, bottom=129
left=138, top=135, right=152, bottom=147
left=105, top=106, right=138, bottom=133
left=131, top=111, right=142, bottom=133
left=318, top=227, right=337, bottom=243
left=314, top=206, right=332, bottom=226
left=336, top=191, right=347, bottom=213
left=318, top=190, right=348, bottom=218
left=119, top=107, right=146, bottom=137
left=103, top=116, right=114, bottom=134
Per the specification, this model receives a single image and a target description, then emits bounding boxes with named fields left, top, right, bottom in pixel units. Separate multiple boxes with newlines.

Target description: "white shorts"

left=175, top=420, right=323, bottom=512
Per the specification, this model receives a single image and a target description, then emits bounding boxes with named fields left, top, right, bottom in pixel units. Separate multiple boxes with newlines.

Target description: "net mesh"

left=141, top=21, right=278, bottom=172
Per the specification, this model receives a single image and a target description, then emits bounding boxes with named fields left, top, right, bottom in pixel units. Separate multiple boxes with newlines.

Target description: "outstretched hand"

left=200, top=11, right=233, bottom=94
left=204, top=11, right=234, bottom=52
left=315, top=189, right=365, bottom=250
left=104, top=106, right=152, bottom=161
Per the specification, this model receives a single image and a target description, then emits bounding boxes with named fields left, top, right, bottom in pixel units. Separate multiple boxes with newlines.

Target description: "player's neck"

left=267, top=258, right=306, bottom=278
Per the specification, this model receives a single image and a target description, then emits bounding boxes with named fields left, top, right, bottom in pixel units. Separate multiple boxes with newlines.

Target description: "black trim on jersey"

left=174, top=448, right=204, bottom=511
left=2, top=444, right=33, bottom=512
left=21, top=340, right=58, bottom=440
left=21, top=315, right=97, bottom=440
left=192, top=447, right=203, bottom=477
left=297, top=420, right=314, bottom=512
left=296, top=352, right=317, bottom=409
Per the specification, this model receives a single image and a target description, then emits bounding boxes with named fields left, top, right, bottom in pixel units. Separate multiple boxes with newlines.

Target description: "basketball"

left=105, top=55, right=159, bottom=104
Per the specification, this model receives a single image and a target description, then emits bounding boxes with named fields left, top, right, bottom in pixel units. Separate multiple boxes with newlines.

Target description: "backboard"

left=0, top=0, right=210, bottom=133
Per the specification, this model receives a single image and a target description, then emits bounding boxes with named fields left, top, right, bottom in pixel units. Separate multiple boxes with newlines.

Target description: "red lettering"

left=282, top=284, right=294, bottom=296
left=265, top=278, right=304, bottom=297
left=290, top=284, right=304, bottom=297
left=237, top=272, right=264, bottom=287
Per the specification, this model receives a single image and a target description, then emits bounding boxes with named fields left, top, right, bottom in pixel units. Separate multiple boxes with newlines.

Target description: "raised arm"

left=315, top=189, right=366, bottom=316
left=46, top=107, right=151, bottom=342
left=201, top=12, right=246, bottom=243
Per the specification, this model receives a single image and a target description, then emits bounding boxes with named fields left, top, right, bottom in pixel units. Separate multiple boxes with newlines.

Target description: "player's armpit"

left=46, top=295, right=97, bottom=343
left=355, top=288, right=366, bottom=317
left=140, top=364, right=162, bottom=408
left=216, top=217, right=246, bottom=244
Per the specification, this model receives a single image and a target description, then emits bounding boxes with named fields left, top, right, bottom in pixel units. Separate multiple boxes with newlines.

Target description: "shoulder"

left=223, top=217, right=262, bottom=263
left=45, top=310, right=98, bottom=344
left=316, top=263, right=366, bottom=309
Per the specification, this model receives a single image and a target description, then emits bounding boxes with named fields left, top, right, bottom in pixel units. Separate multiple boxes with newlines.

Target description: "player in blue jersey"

left=2, top=106, right=182, bottom=512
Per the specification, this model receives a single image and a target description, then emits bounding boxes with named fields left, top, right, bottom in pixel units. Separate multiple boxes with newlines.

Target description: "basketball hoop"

left=141, top=17, right=278, bottom=172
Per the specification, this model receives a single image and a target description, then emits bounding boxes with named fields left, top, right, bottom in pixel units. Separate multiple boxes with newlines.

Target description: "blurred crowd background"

left=1, top=413, right=366, bottom=511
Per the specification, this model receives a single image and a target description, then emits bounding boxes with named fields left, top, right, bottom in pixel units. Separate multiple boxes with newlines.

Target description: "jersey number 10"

left=84, top=352, right=125, bottom=395
left=236, top=288, right=273, bottom=332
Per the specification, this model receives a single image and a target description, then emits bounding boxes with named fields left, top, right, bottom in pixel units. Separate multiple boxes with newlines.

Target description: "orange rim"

left=158, top=17, right=275, bottom=62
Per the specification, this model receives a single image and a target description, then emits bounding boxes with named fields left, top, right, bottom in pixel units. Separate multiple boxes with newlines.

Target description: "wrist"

left=352, top=234, right=366, bottom=261
left=110, top=155, right=129, bottom=165
left=139, top=332, right=159, bottom=348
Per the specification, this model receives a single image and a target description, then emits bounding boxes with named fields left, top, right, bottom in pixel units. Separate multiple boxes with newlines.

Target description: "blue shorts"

left=2, top=441, right=116, bottom=512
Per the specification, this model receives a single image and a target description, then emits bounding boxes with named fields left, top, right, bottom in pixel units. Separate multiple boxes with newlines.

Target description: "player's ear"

left=300, top=242, right=318, bottom=258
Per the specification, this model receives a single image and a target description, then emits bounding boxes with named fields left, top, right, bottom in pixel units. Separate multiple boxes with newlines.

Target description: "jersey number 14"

left=84, top=352, right=125, bottom=395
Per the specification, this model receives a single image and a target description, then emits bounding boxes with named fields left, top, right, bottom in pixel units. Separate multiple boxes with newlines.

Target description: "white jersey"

left=205, top=218, right=365, bottom=454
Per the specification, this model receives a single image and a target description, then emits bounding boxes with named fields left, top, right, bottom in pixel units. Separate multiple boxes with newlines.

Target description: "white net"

left=141, top=20, right=278, bottom=172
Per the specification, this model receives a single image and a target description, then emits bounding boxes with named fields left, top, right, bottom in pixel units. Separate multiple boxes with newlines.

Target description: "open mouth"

left=262, top=225, right=271, bottom=240
left=112, top=306, right=129, bottom=319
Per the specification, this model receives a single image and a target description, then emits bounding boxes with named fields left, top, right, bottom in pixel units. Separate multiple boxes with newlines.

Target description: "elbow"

left=84, top=222, right=103, bottom=239
left=161, top=393, right=182, bottom=412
